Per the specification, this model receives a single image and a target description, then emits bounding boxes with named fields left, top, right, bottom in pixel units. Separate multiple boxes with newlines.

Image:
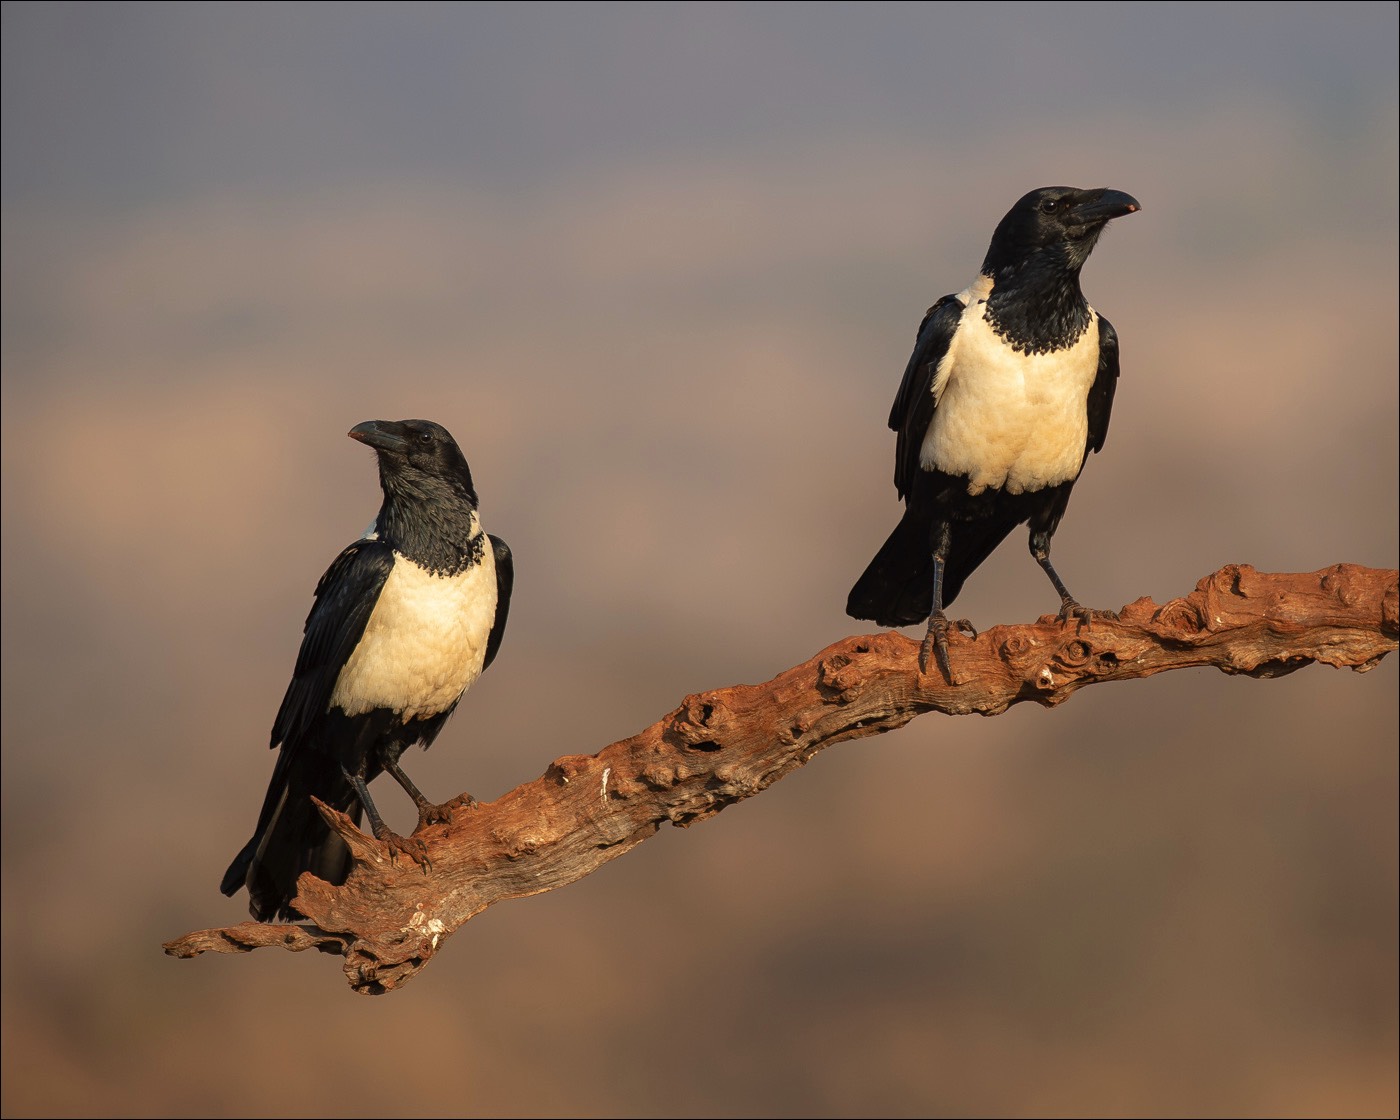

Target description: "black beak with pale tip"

left=1068, top=188, right=1141, bottom=227
left=348, top=419, right=410, bottom=454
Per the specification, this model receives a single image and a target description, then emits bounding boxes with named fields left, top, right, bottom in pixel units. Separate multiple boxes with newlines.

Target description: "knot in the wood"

left=1318, top=563, right=1398, bottom=638
left=1199, top=564, right=1277, bottom=630
left=1000, top=633, right=1034, bottom=660
left=669, top=694, right=729, bottom=751
left=1213, top=563, right=1251, bottom=596
left=340, top=915, right=451, bottom=994
left=778, top=711, right=815, bottom=745
left=1153, top=597, right=1206, bottom=636
left=817, top=650, right=869, bottom=701
left=996, top=630, right=1052, bottom=684
left=1321, top=564, right=1367, bottom=609
left=546, top=754, right=597, bottom=785
left=1055, top=636, right=1094, bottom=668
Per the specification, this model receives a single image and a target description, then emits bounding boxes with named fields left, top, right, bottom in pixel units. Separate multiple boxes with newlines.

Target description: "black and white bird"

left=221, top=418, right=513, bottom=921
left=846, top=185, right=1140, bottom=678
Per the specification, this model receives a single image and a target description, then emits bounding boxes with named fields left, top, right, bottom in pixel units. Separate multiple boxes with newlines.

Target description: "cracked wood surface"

left=165, top=563, right=1398, bottom=994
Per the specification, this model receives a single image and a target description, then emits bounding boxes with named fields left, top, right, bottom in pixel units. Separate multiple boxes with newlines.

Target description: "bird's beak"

left=348, top=420, right=408, bottom=452
left=1075, top=189, right=1141, bottom=225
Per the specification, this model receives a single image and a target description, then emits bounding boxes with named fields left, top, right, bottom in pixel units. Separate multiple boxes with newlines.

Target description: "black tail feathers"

left=847, top=510, right=1017, bottom=627
left=220, top=749, right=361, bottom=922
left=846, top=510, right=935, bottom=627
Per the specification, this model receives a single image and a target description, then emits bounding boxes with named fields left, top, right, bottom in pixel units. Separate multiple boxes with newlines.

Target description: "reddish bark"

left=165, top=563, right=1398, bottom=994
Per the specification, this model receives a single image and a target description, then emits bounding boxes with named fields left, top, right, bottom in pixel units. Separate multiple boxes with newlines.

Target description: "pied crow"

left=221, top=418, right=513, bottom=921
left=846, top=185, right=1140, bottom=678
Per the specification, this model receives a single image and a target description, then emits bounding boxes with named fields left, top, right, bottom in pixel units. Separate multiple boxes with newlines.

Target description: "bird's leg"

left=1029, top=529, right=1092, bottom=627
left=343, top=764, right=431, bottom=871
left=919, top=521, right=975, bottom=679
left=381, top=753, right=475, bottom=832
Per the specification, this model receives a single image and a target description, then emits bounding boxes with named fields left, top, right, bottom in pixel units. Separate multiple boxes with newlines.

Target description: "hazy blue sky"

left=5, top=3, right=1395, bottom=209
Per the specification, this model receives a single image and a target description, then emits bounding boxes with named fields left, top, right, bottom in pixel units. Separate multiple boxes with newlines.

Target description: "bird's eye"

left=417, top=432, right=433, bottom=445
left=1039, top=198, right=1059, bottom=214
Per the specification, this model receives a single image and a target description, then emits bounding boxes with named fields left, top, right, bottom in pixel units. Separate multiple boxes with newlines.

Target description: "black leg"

left=343, top=763, right=391, bottom=841
left=920, top=521, right=958, bottom=678
left=1029, top=529, right=1090, bottom=625
left=381, top=753, right=474, bottom=830
left=342, top=762, right=431, bottom=870
left=380, top=754, right=433, bottom=816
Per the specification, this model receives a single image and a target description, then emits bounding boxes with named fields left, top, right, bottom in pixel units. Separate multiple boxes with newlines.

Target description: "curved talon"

left=1057, top=598, right=1093, bottom=629
left=919, top=613, right=956, bottom=681
left=379, top=829, right=431, bottom=873
left=953, top=617, right=978, bottom=640
left=1053, top=602, right=1124, bottom=649
left=414, top=792, right=477, bottom=833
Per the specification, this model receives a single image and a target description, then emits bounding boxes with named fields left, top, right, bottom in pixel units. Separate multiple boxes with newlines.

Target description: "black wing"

left=889, top=295, right=963, bottom=499
left=269, top=538, right=395, bottom=753
left=1085, top=313, right=1120, bottom=457
left=483, top=534, right=513, bottom=671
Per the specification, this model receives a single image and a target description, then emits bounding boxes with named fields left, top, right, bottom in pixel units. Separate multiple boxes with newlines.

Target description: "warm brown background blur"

left=3, top=4, right=1396, bottom=1117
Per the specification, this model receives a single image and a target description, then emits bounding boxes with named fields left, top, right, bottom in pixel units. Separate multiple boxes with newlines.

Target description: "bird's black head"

left=349, top=418, right=478, bottom=509
left=982, top=186, right=1141, bottom=279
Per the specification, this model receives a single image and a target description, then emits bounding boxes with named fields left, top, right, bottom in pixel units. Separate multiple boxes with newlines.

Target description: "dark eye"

left=417, top=431, right=433, bottom=445
left=1039, top=198, right=1059, bottom=214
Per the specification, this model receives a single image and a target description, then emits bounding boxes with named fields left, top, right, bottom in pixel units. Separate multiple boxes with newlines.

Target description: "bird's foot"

left=919, top=614, right=977, bottom=680
left=414, top=792, right=477, bottom=832
left=1057, top=597, right=1092, bottom=628
left=374, top=827, right=431, bottom=872
left=1057, top=599, right=1116, bottom=630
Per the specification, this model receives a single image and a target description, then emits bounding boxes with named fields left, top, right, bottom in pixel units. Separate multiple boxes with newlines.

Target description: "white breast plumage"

left=921, top=277, right=1100, bottom=496
left=330, top=544, right=498, bottom=722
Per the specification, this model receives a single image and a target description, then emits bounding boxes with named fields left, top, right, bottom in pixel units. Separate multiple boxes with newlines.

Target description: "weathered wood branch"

left=165, top=563, right=1398, bottom=994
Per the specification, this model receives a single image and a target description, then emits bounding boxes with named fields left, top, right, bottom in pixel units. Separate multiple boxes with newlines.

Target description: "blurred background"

left=2, top=3, right=1396, bottom=1116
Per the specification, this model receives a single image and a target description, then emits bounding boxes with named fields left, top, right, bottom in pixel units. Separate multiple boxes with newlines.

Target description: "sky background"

left=2, top=3, right=1397, bottom=1117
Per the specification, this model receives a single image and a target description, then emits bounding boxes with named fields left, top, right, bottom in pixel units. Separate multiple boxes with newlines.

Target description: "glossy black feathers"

left=222, top=419, right=512, bottom=921
left=847, top=186, right=1138, bottom=655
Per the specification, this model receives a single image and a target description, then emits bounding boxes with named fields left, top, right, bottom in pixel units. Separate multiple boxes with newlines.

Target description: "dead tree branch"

left=165, top=563, right=1398, bottom=994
